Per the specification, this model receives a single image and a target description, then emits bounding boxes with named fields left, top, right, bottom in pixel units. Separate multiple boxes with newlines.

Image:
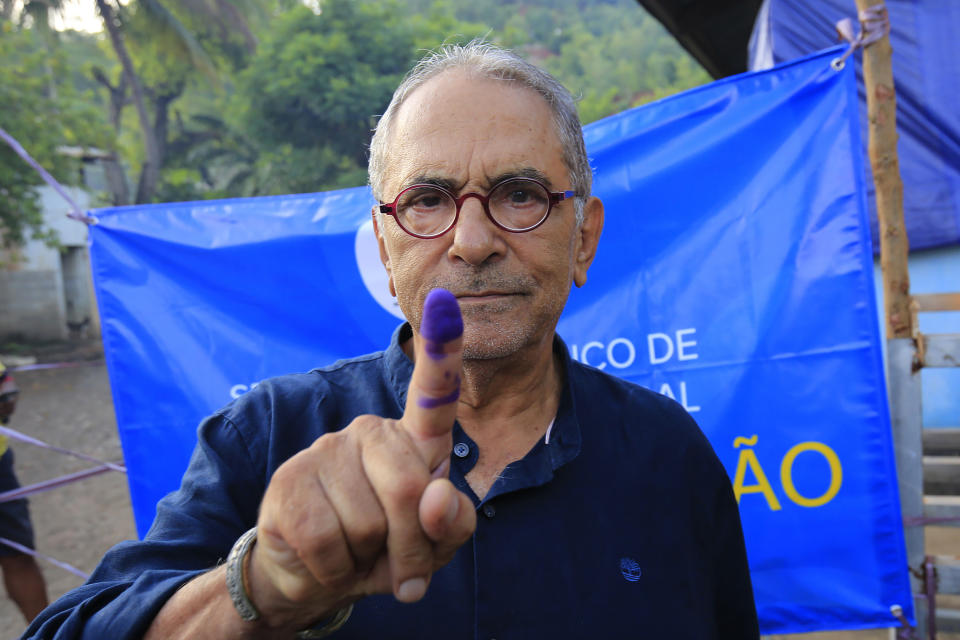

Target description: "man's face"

left=374, top=70, right=602, bottom=360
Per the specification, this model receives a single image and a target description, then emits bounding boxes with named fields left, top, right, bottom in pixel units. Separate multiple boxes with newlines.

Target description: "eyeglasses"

left=379, top=177, right=576, bottom=239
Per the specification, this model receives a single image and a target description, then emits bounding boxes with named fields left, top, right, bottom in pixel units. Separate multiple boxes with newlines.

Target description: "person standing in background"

left=0, top=362, right=49, bottom=623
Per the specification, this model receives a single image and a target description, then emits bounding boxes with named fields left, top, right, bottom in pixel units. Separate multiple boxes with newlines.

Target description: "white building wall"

left=0, top=186, right=95, bottom=342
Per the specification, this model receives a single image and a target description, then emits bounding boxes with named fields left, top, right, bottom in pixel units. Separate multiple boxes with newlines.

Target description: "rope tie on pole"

left=0, top=126, right=97, bottom=226
left=831, top=5, right=891, bottom=71
left=890, top=604, right=919, bottom=640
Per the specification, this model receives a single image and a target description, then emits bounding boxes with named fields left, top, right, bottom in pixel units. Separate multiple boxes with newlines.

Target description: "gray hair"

left=368, top=41, right=591, bottom=224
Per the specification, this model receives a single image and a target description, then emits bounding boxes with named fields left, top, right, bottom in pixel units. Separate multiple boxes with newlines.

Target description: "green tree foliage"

left=403, top=0, right=710, bottom=124
left=229, top=0, right=485, bottom=195
left=235, top=2, right=408, bottom=191
left=91, top=0, right=262, bottom=204
left=0, top=23, right=107, bottom=250
left=175, top=0, right=708, bottom=198
left=1, top=0, right=710, bottom=215
left=541, top=1, right=710, bottom=122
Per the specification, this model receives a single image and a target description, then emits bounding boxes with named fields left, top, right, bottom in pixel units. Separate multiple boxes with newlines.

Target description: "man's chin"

left=460, top=319, right=532, bottom=361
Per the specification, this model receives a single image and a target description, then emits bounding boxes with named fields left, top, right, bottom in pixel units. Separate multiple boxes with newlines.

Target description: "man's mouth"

left=455, top=291, right=517, bottom=302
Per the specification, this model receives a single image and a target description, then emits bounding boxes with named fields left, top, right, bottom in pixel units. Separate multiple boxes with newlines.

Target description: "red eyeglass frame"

left=378, top=177, right=576, bottom=239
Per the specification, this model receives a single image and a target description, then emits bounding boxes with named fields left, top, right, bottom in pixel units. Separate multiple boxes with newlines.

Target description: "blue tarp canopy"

left=638, top=0, right=960, bottom=251
left=749, top=0, right=960, bottom=251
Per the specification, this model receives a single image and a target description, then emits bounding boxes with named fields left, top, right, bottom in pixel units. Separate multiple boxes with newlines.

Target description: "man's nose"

left=448, top=195, right=505, bottom=266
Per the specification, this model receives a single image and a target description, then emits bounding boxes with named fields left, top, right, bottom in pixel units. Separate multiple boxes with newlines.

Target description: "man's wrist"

left=226, top=527, right=353, bottom=637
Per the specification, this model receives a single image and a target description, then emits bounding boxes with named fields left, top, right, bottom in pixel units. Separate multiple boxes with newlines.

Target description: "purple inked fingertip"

left=421, top=288, right=463, bottom=344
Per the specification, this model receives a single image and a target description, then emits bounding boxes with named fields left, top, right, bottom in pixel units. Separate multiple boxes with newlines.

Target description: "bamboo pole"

left=854, top=0, right=912, bottom=338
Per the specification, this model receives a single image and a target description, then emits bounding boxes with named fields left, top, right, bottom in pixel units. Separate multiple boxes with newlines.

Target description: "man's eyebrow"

left=488, top=167, right=553, bottom=189
left=404, top=175, right=460, bottom=192
left=401, top=167, right=554, bottom=193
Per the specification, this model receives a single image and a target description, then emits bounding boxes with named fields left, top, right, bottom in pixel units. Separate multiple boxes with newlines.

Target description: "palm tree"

left=93, top=0, right=258, bottom=203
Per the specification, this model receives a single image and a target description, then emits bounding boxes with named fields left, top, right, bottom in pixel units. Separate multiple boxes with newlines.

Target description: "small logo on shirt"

left=620, top=557, right=641, bottom=582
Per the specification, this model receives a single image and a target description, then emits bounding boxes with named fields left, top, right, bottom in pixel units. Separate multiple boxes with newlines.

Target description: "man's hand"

left=249, top=289, right=476, bottom=630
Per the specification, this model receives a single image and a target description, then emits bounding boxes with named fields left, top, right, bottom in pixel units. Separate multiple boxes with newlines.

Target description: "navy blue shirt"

left=24, top=326, right=758, bottom=639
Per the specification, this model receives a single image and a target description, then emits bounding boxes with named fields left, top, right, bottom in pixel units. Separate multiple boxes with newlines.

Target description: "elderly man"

left=25, top=43, right=757, bottom=639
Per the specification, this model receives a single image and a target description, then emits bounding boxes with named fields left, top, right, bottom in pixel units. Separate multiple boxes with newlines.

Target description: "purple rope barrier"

left=0, top=464, right=117, bottom=503
left=9, top=360, right=106, bottom=373
left=0, top=126, right=96, bottom=225
left=0, top=425, right=126, bottom=473
left=0, top=536, right=90, bottom=580
left=904, top=515, right=960, bottom=527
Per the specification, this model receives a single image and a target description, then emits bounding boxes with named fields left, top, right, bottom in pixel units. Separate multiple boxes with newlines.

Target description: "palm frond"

left=137, top=0, right=221, bottom=85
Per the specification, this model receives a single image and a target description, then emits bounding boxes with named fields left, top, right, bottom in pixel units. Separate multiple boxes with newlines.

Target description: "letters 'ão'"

left=732, top=435, right=843, bottom=510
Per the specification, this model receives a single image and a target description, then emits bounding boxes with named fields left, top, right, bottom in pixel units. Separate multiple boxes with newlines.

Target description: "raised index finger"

left=402, top=288, right=463, bottom=472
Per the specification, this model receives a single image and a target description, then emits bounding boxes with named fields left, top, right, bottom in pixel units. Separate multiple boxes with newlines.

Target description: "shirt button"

left=453, top=442, right=469, bottom=458
left=482, top=503, right=496, bottom=518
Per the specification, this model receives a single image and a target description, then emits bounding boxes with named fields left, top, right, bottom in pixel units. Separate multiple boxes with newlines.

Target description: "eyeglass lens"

left=395, top=179, right=551, bottom=236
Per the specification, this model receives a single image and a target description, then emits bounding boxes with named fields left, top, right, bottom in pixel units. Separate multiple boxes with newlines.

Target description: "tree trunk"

left=92, top=68, right=131, bottom=206
left=103, top=156, right=130, bottom=206
left=152, top=87, right=182, bottom=180
left=133, top=86, right=182, bottom=203
left=95, top=0, right=162, bottom=204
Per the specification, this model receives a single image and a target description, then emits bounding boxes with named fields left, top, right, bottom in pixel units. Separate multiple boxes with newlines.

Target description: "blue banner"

left=89, top=48, right=910, bottom=634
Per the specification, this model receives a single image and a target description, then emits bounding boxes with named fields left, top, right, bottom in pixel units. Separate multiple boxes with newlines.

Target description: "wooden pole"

left=855, top=3, right=927, bottom=633
left=854, top=0, right=912, bottom=338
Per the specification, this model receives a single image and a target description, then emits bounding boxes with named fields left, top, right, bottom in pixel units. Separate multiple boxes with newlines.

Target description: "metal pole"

left=889, top=337, right=926, bottom=633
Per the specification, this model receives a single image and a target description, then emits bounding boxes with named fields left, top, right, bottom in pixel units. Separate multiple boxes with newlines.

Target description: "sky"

left=50, top=1, right=105, bottom=33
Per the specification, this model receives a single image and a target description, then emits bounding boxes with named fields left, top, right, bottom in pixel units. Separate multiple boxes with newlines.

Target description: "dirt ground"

left=0, top=345, right=956, bottom=638
left=1, top=356, right=136, bottom=638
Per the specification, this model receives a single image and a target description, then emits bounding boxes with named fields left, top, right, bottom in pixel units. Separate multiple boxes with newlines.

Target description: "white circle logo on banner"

left=354, top=219, right=405, bottom=319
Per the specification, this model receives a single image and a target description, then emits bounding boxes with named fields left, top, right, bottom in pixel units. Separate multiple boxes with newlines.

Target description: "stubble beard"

left=402, top=269, right=558, bottom=361
left=459, top=300, right=533, bottom=360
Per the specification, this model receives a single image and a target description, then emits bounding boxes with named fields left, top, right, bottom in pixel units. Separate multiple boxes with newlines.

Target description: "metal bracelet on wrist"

left=226, top=526, right=261, bottom=621
left=225, top=526, right=354, bottom=637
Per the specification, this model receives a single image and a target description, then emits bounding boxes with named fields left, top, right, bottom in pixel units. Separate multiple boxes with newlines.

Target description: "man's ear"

left=372, top=208, right=397, bottom=297
left=573, top=196, right=604, bottom=288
